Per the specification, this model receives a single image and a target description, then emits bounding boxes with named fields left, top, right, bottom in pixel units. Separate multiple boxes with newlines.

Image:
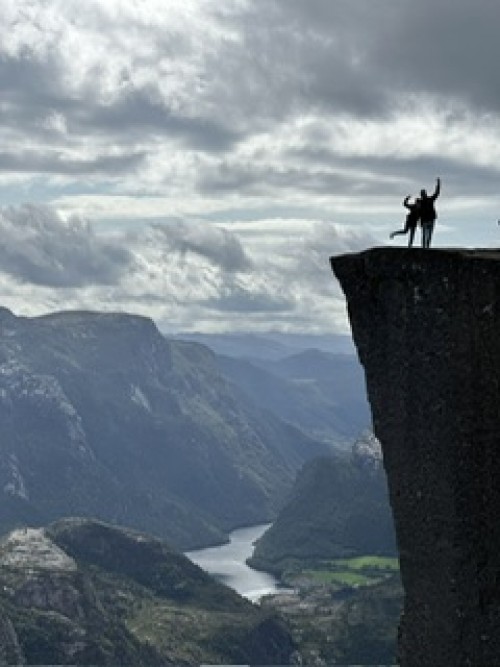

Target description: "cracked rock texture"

left=331, top=247, right=500, bottom=667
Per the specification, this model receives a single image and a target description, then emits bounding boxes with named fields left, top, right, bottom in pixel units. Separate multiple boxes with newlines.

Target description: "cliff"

left=331, top=247, right=500, bottom=667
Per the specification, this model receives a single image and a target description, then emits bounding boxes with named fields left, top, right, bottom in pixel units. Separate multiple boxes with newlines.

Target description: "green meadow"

left=301, top=555, right=399, bottom=589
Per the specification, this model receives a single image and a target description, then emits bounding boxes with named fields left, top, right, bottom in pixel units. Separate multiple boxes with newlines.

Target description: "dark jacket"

left=403, top=196, right=421, bottom=227
left=420, top=180, right=440, bottom=223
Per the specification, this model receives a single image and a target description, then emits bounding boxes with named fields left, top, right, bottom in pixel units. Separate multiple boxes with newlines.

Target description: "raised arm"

left=403, top=195, right=411, bottom=209
left=431, top=177, right=441, bottom=201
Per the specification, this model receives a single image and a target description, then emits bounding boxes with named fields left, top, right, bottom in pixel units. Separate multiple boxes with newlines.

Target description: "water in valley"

left=186, top=523, right=289, bottom=602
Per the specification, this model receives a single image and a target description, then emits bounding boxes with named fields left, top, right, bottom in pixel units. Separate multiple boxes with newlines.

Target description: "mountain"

left=0, top=518, right=295, bottom=665
left=250, top=432, right=397, bottom=574
left=171, top=331, right=354, bottom=360
left=219, top=348, right=370, bottom=444
left=0, top=307, right=328, bottom=549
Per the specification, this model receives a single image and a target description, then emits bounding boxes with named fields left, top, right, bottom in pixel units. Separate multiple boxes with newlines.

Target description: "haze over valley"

left=0, top=308, right=341, bottom=549
left=0, top=305, right=401, bottom=664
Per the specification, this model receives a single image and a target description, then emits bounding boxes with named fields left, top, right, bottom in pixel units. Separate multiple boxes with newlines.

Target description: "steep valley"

left=0, top=308, right=329, bottom=549
left=0, top=519, right=296, bottom=665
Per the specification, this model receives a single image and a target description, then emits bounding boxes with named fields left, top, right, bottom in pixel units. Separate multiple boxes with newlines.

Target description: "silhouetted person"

left=390, top=196, right=421, bottom=247
left=420, top=178, right=441, bottom=248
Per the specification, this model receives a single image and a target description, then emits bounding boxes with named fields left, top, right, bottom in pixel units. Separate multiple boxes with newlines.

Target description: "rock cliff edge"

left=331, top=247, right=500, bottom=667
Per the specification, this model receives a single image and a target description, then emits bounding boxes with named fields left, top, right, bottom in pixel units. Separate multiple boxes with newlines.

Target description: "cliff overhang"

left=331, top=247, right=500, bottom=667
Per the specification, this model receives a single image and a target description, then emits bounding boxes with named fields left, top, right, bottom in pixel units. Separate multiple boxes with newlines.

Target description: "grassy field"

left=262, top=559, right=402, bottom=665
left=300, top=555, right=399, bottom=590
left=334, top=555, right=399, bottom=571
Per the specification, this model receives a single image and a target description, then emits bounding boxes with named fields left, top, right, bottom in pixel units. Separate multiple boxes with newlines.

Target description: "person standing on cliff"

left=389, top=195, right=421, bottom=247
left=420, top=177, right=441, bottom=248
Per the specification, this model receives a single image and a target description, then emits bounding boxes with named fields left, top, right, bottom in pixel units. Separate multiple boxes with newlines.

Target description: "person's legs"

left=408, top=225, right=416, bottom=247
left=421, top=223, right=427, bottom=248
left=390, top=219, right=411, bottom=239
left=422, top=222, right=432, bottom=248
left=427, top=221, right=435, bottom=247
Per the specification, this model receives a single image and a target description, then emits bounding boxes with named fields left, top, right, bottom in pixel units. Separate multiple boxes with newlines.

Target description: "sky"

left=1, top=0, right=499, bottom=334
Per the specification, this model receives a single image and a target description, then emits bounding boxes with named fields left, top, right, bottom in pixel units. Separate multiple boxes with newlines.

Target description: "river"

left=186, top=523, right=288, bottom=603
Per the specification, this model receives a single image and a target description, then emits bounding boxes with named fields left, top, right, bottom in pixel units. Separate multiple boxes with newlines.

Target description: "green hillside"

left=219, top=348, right=370, bottom=445
left=0, top=518, right=295, bottom=665
left=250, top=435, right=396, bottom=575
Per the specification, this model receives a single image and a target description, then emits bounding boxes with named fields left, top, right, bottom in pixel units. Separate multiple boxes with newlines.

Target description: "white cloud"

left=0, top=204, right=377, bottom=333
left=0, top=1, right=499, bottom=332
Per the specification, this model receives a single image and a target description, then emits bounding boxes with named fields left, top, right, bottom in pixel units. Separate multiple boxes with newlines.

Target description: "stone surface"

left=331, top=247, right=500, bottom=667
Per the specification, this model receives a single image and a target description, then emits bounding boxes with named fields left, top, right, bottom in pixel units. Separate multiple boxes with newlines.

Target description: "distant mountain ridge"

left=171, top=331, right=369, bottom=446
left=0, top=307, right=328, bottom=548
left=218, top=348, right=370, bottom=444
left=172, top=331, right=355, bottom=360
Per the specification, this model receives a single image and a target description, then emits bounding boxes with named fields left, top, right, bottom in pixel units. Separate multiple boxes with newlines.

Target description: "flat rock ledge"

left=331, top=247, right=500, bottom=667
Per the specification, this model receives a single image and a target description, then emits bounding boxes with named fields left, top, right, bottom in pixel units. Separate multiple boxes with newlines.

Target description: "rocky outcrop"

left=331, top=247, right=500, bottom=667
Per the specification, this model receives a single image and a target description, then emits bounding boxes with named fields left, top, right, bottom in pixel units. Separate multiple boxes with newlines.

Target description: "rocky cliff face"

left=331, top=247, right=500, bottom=667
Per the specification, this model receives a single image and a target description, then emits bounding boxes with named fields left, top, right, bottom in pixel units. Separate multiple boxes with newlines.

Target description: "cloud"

left=197, top=219, right=378, bottom=328
left=0, top=204, right=377, bottom=334
left=0, top=1, right=499, bottom=333
left=71, top=89, right=241, bottom=151
left=372, top=1, right=500, bottom=113
left=203, top=282, right=294, bottom=314
left=150, top=220, right=253, bottom=273
left=1, top=0, right=500, bottom=203
left=0, top=204, right=134, bottom=287
left=0, top=150, right=146, bottom=176
left=252, top=0, right=500, bottom=116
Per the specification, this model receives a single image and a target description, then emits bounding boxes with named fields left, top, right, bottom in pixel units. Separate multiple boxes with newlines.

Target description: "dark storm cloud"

left=74, top=90, right=241, bottom=151
left=0, top=53, right=238, bottom=152
left=234, top=0, right=500, bottom=117
left=211, top=0, right=392, bottom=120
left=373, top=1, right=500, bottom=112
left=0, top=204, right=134, bottom=287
